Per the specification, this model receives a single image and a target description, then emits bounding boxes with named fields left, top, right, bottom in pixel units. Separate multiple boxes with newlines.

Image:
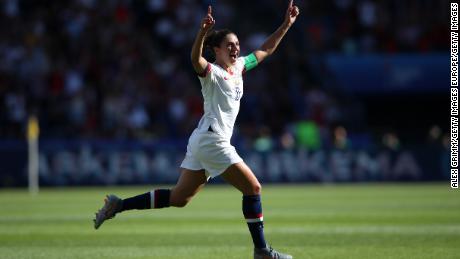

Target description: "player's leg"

left=221, top=162, right=261, bottom=195
left=169, top=168, right=208, bottom=207
left=221, top=162, right=265, bottom=247
left=221, top=162, right=292, bottom=259
left=94, top=168, right=207, bottom=229
left=121, top=168, right=207, bottom=210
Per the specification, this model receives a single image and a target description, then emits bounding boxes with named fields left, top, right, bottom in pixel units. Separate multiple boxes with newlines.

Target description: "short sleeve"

left=198, top=63, right=216, bottom=88
left=197, top=63, right=212, bottom=78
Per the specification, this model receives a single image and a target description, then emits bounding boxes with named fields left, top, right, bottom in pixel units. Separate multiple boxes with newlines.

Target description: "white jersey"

left=195, top=57, right=247, bottom=140
left=180, top=54, right=258, bottom=177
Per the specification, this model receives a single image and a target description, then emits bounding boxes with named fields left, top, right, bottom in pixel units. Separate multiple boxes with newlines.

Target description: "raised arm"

left=253, top=0, right=300, bottom=64
left=191, top=6, right=215, bottom=74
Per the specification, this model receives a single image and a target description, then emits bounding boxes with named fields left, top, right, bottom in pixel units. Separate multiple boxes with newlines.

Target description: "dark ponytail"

left=204, top=29, right=234, bottom=60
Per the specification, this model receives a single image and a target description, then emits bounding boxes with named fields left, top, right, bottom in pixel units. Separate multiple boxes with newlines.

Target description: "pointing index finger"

left=288, top=0, right=293, bottom=8
left=208, top=5, right=212, bottom=15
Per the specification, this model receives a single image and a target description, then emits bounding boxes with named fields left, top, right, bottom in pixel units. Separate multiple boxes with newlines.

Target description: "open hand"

left=284, top=0, right=300, bottom=26
left=201, top=6, right=215, bottom=32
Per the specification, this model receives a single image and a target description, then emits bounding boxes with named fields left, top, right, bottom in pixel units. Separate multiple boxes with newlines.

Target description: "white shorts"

left=180, top=130, right=243, bottom=178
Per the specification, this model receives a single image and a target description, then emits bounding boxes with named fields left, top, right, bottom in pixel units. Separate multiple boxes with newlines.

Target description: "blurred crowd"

left=0, top=0, right=449, bottom=150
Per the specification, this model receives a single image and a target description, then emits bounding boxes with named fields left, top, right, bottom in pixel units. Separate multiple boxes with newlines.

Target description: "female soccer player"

left=95, top=1, right=299, bottom=258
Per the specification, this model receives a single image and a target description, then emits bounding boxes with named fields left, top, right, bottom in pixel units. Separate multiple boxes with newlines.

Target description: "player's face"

left=215, top=33, right=240, bottom=67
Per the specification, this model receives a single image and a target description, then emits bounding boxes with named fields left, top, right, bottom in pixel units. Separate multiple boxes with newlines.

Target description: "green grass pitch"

left=0, top=183, right=459, bottom=258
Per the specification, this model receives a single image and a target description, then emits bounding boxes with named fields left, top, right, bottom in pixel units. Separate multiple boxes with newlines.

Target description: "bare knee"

left=253, top=182, right=262, bottom=195
left=170, top=190, right=192, bottom=208
left=172, top=197, right=191, bottom=208
left=245, top=182, right=262, bottom=195
left=169, top=169, right=207, bottom=208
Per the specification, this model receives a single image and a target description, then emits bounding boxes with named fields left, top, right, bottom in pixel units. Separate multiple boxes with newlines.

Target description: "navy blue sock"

left=243, top=195, right=267, bottom=249
left=121, top=192, right=150, bottom=211
left=121, top=189, right=171, bottom=211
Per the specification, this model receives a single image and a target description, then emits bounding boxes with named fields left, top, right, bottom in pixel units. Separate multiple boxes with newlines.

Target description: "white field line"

left=0, top=224, right=459, bottom=235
